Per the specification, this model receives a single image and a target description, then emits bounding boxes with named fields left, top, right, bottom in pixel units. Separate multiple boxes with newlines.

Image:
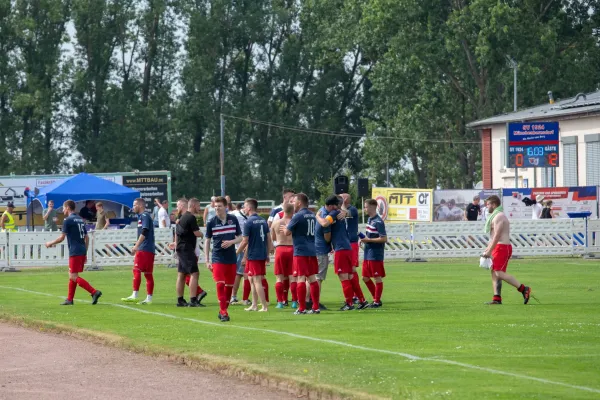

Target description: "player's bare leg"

left=487, top=270, right=503, bottom=304
left=254, top=275, right=268, bottom=311
left=245, top=281, right=258, bottom=311
left=493, top=270, right=532, bottom=304
left=231, top=274, right=242, bottom=303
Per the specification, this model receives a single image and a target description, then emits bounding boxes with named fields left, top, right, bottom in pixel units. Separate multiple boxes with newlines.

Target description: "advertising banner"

left=502, top=186, right=597, bottom=219
left=122, top=174, right=169, bottom=205
left=433, top=189, right=501, bottom=221
left=371, top=187, right=433, bottom=222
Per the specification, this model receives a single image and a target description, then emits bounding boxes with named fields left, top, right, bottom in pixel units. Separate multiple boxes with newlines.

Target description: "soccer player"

left=271, top=203, right=296, bottom=308
left=283, top=193, right=320, bottom=314
left=174, top=198, right=205, bottom=307
left=482, top=195, right=533, bottom=305
left=361, top=199, right=388, bottom=307
left=205, top=196, right=242, bottom=322
left=230, top=202, right=250, bottom=305
left=322, top=195, right=368, bottom=310
left=313, top=201, right=335, bottom=310
left=237, top=198, right=273, bottom=312
left=268, top=188, right=296, bottom=228
left=122, top=198, right=155, bottom=305
left=340, top=193, right=361, bottom=302
left=45, top=200, right=102, bottom=306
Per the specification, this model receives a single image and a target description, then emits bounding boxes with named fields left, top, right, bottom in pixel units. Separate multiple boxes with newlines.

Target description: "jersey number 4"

left=260, top=225, right=265, bottom=242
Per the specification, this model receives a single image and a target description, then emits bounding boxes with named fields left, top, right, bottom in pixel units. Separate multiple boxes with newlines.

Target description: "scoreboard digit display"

left=507, top=122, right=559, bottom=168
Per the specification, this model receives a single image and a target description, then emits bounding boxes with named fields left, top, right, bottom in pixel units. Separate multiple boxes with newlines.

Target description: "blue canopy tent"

left=32, top=173, right=140, bottom=209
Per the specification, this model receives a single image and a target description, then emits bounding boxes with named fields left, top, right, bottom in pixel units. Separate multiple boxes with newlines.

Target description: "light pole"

left=507, top=56, right=518, bottom=188
left=220, top=114, right=225, bottom=197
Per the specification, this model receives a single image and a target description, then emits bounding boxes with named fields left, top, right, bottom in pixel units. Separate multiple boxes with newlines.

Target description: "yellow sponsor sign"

left=371, top=188, right=433, bottom=222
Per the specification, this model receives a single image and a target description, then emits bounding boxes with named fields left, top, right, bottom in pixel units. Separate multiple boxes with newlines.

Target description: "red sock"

left=216, top=282, right=227, bottom=315
left=351, top=274, right=365, bottom=302
left=375, top=282, right=384, bottom=303
left=197, top=285, right=204, bottom=294
left=283, top=279, right=290, bottom=302
left=262, top=278, right=269, bottom=303
left=76, top=277, right=95, bottom=294
left=290, top=281, right=298, bottom=302
left=341, top=279, right=353, bottom=305
left=309, top=281, right=320, bottom=310
left=224, top=285, right=233, bottom=310
left=133, top=269, right=142, bottom=291
left=185, top=275, right=191, bottom=286
left=243, top=279, right=251, bottom=301
left=297, top=282, right=307, bottom=311
left=67, top=279, right=76, bottom=301
left=144, top=273, right=154, bottom=295
left=364, top=279, right=376, bottom=298
left=275, top=282, right=284, bottom=303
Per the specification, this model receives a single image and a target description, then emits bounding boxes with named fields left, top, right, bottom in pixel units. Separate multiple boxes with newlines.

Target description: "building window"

left=500, top=139, right=506, bottom=168
left=562, top=137, right=578, bottom=186
left=585, top=134, right=600, bottom=186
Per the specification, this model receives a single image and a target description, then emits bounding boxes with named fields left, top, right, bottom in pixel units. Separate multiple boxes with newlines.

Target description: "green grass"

left=1, top=259, right=599, bottom=399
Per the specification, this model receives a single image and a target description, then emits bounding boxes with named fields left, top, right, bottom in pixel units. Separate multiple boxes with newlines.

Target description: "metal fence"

left=0, top=219, right=596, bottom=270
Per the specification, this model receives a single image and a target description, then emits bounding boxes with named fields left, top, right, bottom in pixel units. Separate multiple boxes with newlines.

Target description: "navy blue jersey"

left=206, top=213, right=242, bottom=264
left=364, top=215, right=387, bottom=260
left=62, top=214, right=87, bottom=257
left=328, top=210, right=352, bottom=251
left=315, top=207, right=332, bottom=255
left=287, top=208, right=316, bottom=257
left=137, top=212, right=155, bottom=253
left=346, top=206, right=359, bottom=243
left=243, top=214, right=270, bottom=260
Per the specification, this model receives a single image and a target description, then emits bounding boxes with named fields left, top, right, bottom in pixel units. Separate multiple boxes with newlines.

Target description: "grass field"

left=1, top=258, right=599, bottom=399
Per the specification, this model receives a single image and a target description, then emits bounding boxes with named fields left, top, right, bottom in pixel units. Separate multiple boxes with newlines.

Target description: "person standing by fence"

left=1, top=202, right=16, bottom=232
left=43, top=200, right=59, bottom=231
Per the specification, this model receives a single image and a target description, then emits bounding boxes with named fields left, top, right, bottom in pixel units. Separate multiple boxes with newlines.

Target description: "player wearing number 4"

left=122, top=198, right=156, bottom=305
left=45, top=200, right=102, bottom=306
left=237, top=198, right=274, bottom=312
left=482, top=195, right=533, bottom=305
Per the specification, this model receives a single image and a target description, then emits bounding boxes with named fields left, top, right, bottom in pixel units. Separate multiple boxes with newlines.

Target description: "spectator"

left=541, top=200, right=554, bottom=219
left=151, top=198, right=161, bottom=227
left=532, top=195, right=544, bottom=220
left=203, top=196, right=217, bottom=226
left=445, top=199, right=464, bottom=221
left=464, top=195, right=481, bottom=221
left=158, top=200, right=171, bottom=228
left=79, top=200, right=96, bottom=222
left=43, top=200, right=59, bottom=231
left=95, top=202, right=110, bottom=230
left=225, top=195, right=232, bottom=212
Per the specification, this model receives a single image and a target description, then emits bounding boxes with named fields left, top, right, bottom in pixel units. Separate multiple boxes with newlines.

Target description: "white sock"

left=131, top=291, right=138, bottom=298
left=146, top=294, right=153, bottom=301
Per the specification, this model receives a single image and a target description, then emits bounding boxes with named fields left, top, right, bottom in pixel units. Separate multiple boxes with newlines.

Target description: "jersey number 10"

left=306, top=220, right=315, bottom=236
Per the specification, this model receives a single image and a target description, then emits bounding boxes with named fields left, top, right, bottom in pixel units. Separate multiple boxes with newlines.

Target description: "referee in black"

left=175, top=198, right=204, bottom=307
left=465, top=195, right=481, bottom=221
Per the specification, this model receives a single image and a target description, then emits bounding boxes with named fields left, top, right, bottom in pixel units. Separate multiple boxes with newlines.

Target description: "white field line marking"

left=1, top=285, right=599, bottom=395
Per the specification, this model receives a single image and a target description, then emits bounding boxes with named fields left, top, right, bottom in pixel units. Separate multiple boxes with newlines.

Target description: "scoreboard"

left=507, top=122, right=559, bottom=168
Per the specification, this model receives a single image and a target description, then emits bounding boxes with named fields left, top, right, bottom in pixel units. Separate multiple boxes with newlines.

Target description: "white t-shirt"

left=447, top=207, right=464, bottom=221
left=532, top=203, right=543, bottom=220
left=158, top=207, right=171, bottom=228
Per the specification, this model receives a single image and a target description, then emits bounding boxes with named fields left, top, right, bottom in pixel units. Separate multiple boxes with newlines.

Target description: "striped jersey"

left=205, top=213, right=242, bottom=264
left=364, top=215, right=386, bottom=261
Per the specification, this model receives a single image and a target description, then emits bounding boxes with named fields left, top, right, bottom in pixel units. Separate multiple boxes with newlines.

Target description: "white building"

left=468, top=90, right=600, bottom=189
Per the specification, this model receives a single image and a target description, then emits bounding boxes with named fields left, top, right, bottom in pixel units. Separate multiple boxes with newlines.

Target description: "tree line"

left=1, top=0, right=599, bottom=200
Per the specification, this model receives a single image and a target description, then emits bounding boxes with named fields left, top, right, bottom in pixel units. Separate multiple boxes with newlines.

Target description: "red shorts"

left=274, top=246, right=293, bottom=276
left=362, top=260, right=386, bottom=278
left=293, top=256, right=318, bottom=277
left=69, top=255, right=86, bottom=273
left=134, top=251, right=155, bottom=273
left=351, top=242, right=359, bottom=267
left=334, top=249, right=353, bottom=275
left=492, top=244, right=512, bottom=272
left=247, top=259, right=267, bottom=276
left=212, top=263, right=236, bottom=284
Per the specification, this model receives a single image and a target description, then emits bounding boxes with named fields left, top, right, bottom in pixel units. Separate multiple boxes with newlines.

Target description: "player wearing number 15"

left=237, top=198, right=273, bottom=312
left=45, top=200, right=102, bottom=306
left=284, top=193, right=321, bottom=315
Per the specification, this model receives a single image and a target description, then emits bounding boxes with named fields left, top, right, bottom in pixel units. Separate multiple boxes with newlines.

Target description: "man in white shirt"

left=158, top=200, right=171, bottom=228
left=531, top=195, right=544, bottom=220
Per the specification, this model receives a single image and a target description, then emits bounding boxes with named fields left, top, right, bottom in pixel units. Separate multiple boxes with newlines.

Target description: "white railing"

left=1, top=219, right=597, bottom=269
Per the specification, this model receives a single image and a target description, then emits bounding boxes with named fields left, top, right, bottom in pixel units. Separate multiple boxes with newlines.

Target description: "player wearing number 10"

left=284, top=193, right=321, bottom=315
left=45, top=200, right=102, bottom=306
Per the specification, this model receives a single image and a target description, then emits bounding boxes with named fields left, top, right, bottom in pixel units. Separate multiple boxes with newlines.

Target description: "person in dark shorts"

left=175, top=198, right=205, bottom=307
left=45, top=200, right=102, bottom=306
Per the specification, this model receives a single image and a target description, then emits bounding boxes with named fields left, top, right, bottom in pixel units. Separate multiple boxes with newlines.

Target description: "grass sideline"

left=0, top=259, right=599, bottom=399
